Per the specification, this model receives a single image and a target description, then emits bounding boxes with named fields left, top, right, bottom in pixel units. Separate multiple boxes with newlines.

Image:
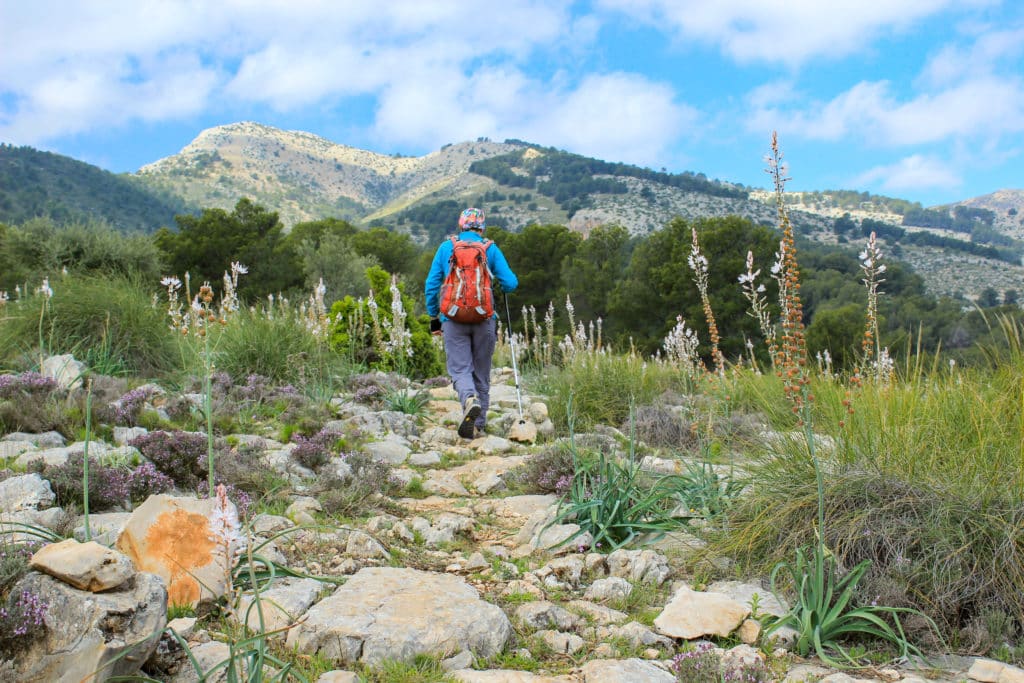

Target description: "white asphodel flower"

left=37, top=278, right=53, bottom=298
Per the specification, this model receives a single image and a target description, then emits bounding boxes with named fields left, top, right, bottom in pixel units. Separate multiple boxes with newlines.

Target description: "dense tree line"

left=469, top=147, right=746, bottom=218
left=902, top=205, right=995, bottom=232
left=3, top=198, right=1020, bottom=369
left=838, top=216, right=1022, bottom=265
left=0, top=144, right=194, bottom=232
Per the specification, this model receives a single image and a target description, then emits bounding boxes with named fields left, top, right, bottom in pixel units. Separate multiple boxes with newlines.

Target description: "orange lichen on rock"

left=116, top=494, right=226, bottom=608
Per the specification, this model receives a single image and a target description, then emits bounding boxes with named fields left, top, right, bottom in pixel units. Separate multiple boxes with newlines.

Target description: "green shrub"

left=328, top=266, right=442, bottom=379
left=0, top=217, right=163, bottom=292
left=212, top=308, right=344, bottom=386
left=538, top=353, right=682, bottom=432
left=0, top=272, right=178, bottom=376
left=714, top=456, right=1021, bottom=646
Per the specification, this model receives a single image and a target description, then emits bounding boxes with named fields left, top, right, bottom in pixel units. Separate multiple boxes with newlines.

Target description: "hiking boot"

left=459, top=396, right=481, bottom=438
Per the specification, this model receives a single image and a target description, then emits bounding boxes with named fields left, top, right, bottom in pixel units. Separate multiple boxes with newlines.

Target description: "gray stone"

left=41, top=353, right=85, bottom=390
left=608, top=621, right=674, bottom=650
left=420, top=427, right=459, bottom=446
left=441, top=650, right=475, bottom=671
left=287, top=567, right=512, bottom=666
left=409, top=450, right=443, bottom=466
left=705, top=580, right=789, bottom=617
left=0, top=472, right=55, bottom=511
left=653, top=584, right=750, bottom=639
left=451, top=670, right=573, bottom=682
left=341, top=411, right=419, bottom=438
left=566, top=600, right=628, bottom=625
left=508, top=420, right=537, bottom=444
left=8, top=570, right=167, bottom=682
left=0, top=440, right=34, bottom=459
left=423, top=471, right=471, bottom=496
left=537, top=630, right=584, bottom=654
left=515, top=601, right=581, bottom=631
left=579, top=658, right=675, bottom=682
left=30, top=538, right=135, bottom=592
left=364, top=438, right=411, bottom=465
left=233, top=577, right=322, bottom=633
left=969, top=658, right=1024, bottom=683
left=345, top=530, right=390, bottom=559
left=472, top=435, right=513, bottom=455
left=527, top=402, right=548, bottom=422
left=546, top=556, right=584, bottom=587
left=606, top=548, right=671, bottom=585
left=2, top=431, right=66, bottom=447
left=166, top=641, right=231, bottom=683
left=473, top=471, right=505, bottom=494
left=584, top=576, right=633, bottom=602
left=15, top=446, right=76, bottom=468
left=113, top=426, right=148, bottom=446
left=316, top=672, right=360, bottom=683
left=74, top=512, right=133, bottom=546
left=250, top=513, right=294, bottom=535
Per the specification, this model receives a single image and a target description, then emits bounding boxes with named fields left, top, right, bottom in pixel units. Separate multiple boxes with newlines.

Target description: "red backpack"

left=439, top=236, right=494, bottom=323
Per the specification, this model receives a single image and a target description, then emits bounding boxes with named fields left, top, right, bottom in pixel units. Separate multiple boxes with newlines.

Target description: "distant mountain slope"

left=952, top=189, right=1024, bottom=239
left=135, top=122, right=523, bottom=228
left=0, top=144, right=193, bottom=232
left=133, top=122, right=836, bottom=237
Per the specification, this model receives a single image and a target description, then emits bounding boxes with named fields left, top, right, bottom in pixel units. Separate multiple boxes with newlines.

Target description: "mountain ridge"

left=3, top=122, right=1023, bottom=301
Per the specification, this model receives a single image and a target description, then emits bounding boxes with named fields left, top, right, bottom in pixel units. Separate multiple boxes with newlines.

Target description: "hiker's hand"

left=430, top=318, right=442, bottom=335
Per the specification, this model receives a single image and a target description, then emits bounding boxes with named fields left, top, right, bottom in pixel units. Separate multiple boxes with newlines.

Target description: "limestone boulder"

left=579, top=658, right=675, bottom=682
left=508, top=419, right=538, bottom=444
left=7, top=570, right=166, bottom=682
left=0, top=472, right=55, bottom=512
left=116, top=494, right=237, bottom=608
left=452, top=670, right=574, bottom=682
left=653, top=584, right=750, bottom=639
left=74, top=512, right=133, bottom=546
left=30, top=539, right=135, bottom=592
left=287, top=567, right=512, bottom=666
left=606, top=548, right=671, bottom=585
left=41, top=353, right=85, bottom=390
left=232, top=577, right=322, bottom=633
left=2, top=431, right=66, bottom=448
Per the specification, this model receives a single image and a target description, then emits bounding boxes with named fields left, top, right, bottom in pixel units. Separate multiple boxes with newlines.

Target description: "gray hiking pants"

left=442, top=317, right=497, bottom=428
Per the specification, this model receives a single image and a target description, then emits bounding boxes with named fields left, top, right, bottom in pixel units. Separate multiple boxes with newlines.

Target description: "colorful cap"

left=459, top=207, right=485, bottom=230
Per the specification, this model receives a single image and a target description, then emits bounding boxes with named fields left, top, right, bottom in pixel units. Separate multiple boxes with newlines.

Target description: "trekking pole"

left=503, top=292, right=526, bottom=424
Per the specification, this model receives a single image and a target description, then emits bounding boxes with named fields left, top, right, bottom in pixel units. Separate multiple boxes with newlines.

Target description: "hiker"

left=425, top=207, right=518, bottom=438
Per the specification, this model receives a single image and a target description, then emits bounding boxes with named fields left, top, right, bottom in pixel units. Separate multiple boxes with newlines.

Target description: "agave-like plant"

left=764, top=542, right=934, bottom=667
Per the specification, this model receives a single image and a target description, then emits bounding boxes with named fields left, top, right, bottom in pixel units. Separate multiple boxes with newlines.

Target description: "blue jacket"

left=425, top=231, right=518, bottom=320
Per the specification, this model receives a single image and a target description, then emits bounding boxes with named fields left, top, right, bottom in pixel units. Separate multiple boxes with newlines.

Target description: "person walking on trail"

left=425, top=207, right=518, bottom=439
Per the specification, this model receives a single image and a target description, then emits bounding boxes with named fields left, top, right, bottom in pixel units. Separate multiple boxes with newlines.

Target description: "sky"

left=1, top=0, right=1022, bottom=208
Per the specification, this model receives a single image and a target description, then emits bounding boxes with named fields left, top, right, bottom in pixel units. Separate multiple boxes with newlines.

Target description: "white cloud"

left=919, top=25, right=1024, bottom=87
left=521, top=73, right=697, bottom=168
left=854, top=154, right=961, bottom=191
left=372, top=68, right=695, bottom=169
left=0, top=0, right=575, bottom=144
left=748, top=76, right=1024, bottom=146
left=596, top=0, right=981, bottom=65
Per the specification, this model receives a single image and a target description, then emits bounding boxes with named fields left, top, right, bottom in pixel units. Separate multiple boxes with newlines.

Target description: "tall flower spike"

left=739, top=249, right=777, bottom=366
left=689, top=228, right=724, bottom=376
left=766, top=132, right=808, bottom=416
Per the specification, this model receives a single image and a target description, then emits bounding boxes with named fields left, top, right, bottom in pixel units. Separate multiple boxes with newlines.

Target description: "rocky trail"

left=0, top=364, right=1018, bottom=683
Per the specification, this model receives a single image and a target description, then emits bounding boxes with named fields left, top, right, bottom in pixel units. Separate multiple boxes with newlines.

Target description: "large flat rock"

left=286, top=567, right=512, bottom=666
